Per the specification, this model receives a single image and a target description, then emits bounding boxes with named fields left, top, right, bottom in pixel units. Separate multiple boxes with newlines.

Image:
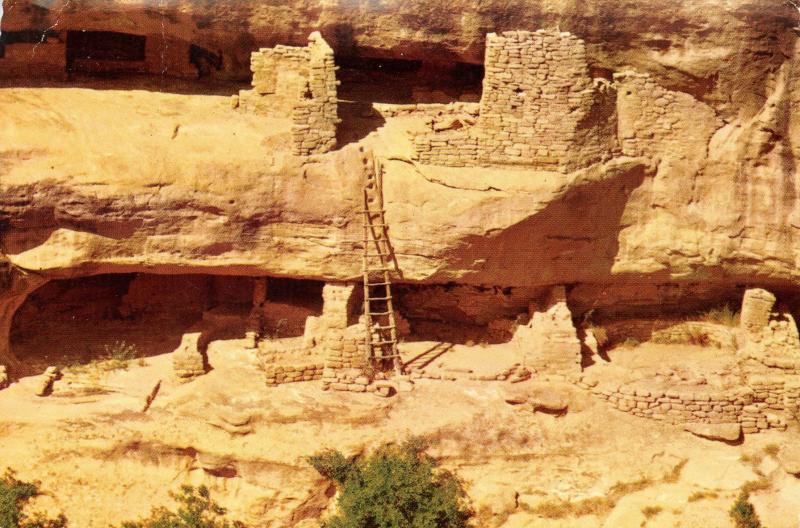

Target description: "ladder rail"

left=360, top=151, right=402, bottom=374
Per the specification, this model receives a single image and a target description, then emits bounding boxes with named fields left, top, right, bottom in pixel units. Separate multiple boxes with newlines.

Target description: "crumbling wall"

left=291, top=33, right=339, bottom=156
left=579, top=378, right=791, bottom=434
left=512, top=286, right=582, bottom=375
left=614, top=71, right=722, bottom=158
left=240, top=46, right=309, bottom=117
left=239, top=32, right=339, bottom=156
left=413, top=30, right=617, bottom=172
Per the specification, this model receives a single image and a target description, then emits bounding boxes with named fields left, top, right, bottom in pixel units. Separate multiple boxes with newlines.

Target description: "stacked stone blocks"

left=579, top=378, right=789, bottom=434
left=239, top=32, right=339, bottom=156
left=511, top=285, right=582, bottom=375
left=291, top=32, right=340, bottom=156
left=614, top=71, right=722, bottom=158
left=413, top=30, right=617, bottom=172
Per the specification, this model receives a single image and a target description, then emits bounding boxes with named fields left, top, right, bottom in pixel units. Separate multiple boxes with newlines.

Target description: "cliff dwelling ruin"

left=2, top=0, right=800, bottom=526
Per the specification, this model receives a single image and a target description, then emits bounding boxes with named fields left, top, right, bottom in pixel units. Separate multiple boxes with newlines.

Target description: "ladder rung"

left=364, top=223, right=389, bottom=227
left=375, top=354, right=403, bottom=359
left=366, top=296, right=392, bottom=301
left=360, top=209, right=386, bottom=213
left=370, top=340, right=397, bottom=346
left=372, top=324, right=396, bottom=330
left=366, top=281, right=391, bottom=286
left=369, top=310, right=392, bottom=315
left=364, top=266, right=393, bottom=272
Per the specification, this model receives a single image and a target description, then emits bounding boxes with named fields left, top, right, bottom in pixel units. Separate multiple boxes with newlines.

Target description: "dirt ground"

left=1, top=337, right=799, bottom=527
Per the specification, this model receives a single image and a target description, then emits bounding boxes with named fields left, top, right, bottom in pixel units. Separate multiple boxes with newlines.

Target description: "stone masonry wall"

left=238, top=46, right=309, bottom=118
left=301, top=283, right=372, bottom=392
left=614, top=71, right=722, bottom=158
left=578, top=376, right=792, bottom=435
left=238, top=32, right=339, bottom=156
left=291, top=32, right=340, bottom=156
left=512, top=286, right=582, bottom=375
left=413, top=30, right=617, bottom=172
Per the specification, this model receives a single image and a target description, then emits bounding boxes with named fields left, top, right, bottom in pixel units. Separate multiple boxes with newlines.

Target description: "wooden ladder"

left=359, top=149, right=402, bottom=374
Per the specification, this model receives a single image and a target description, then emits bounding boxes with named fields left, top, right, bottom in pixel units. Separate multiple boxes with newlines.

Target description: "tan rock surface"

left=2, top=2, right=800, bottom=526
left=0, top=340, right=795, bottom=527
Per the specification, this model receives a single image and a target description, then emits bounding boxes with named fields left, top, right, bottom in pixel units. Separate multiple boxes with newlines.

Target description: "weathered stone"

left=778, top=444, right=800, bottom=476
left=34, top=366, right=61, bottom=397
left=684, top=423, right=741, bottom=443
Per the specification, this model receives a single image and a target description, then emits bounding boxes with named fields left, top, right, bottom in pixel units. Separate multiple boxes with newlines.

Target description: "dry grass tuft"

left=739, top=452, right=764, bottom=470
left=688, top=490, right=719, bottom=502
left=741, top=477, right=771, bottom=495
left=642, top=505, right=663, bottom=518
left=763, top=443, right=780, bottom=457
left=699, top=305, right=740, bottom=327
left=527, top=477, right=655, bottom=520
left=529, top=496, right=612, bottom=519
left=663, top=459, right=688, bottom=484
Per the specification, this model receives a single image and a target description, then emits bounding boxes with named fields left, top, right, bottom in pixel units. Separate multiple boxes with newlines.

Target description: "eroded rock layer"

left=1, top=1, right=800, bottom=372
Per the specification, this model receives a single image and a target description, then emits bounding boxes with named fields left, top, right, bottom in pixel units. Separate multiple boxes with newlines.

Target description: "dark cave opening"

left=9, top=273, right=325, bottom=372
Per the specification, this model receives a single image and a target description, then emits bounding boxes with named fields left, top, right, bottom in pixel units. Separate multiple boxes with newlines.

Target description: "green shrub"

left=309, top=438, right=472, bottom=528
left=729, top=491, right=764, bottom=528
left=0, top=471, right=67, bottom=528
left=308, top=450, right=356, bottom=485
left=119, top=486, right=244, bottom=528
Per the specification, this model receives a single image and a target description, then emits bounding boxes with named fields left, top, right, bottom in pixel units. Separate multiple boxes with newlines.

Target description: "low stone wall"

left=263, top=362, right=324, bottom=386
left=259, top=339, right=324, bottom=386
left=372, top=102, right=479, bottom=119
left=578, top=377, right=792, bottom=435
left=407, top=362, right=531, bottom=383
left=758, top=356, right=800, bottom=374
left=748, top=375, right=800, bottom=418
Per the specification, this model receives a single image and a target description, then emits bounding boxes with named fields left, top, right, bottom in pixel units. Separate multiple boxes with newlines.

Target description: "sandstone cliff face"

left=1, top=0, right=799, bottom=369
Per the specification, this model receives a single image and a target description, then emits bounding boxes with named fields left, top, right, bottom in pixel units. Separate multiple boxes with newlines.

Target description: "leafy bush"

left=729, top=491, right=764, bottom=528
left=0, top=471, right=67, bottom=528
left=119, top=486, right=244, bottom=528
left=309, top=438, right=472, bottom=528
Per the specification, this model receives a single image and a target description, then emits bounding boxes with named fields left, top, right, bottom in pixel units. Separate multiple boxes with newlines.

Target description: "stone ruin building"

left=1, top=8, right=800, bottom=448
left=412, top=30, right=617, bottom=171
left=236, top=32, right=340, bottom=156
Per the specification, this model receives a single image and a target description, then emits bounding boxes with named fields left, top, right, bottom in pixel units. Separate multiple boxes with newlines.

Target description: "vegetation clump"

left=0, top=470, right=67, bottom=528
left=687, top=490, right=719, bottom=502
left=729, top=491, right=764, bottom=528
left=699, top=304, right=740, bottom=327
left=308, top=438, right=472, bottom=528
left=119, top=485, right=244, bottom=528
